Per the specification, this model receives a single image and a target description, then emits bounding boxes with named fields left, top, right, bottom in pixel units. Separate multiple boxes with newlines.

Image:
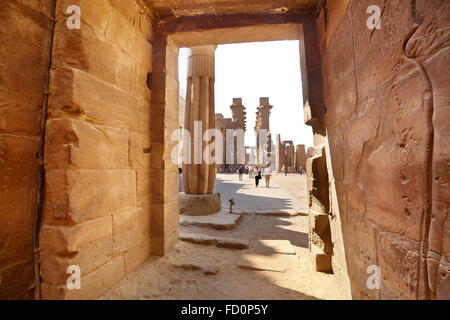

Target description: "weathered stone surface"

left=124, top=240, right=152, bottom=274
left=151, top=168, right=179, bottom=204
left=45, top=170, right=137, bottom=225
left=45, top=119, right=130, bottom=170
left=0, top=136, right=38, bottom=227
left=238, top=253, right=297, bottom=272
left=39, top=216, right=113, bottom=285
left=310, top=0, right=450, bottom=300
left=436, top=258, right=450, bottom=300
left=1, top=0, right=448, bottom=301
left=129, top=133, right=151, bottom=169
left=377, top=233, right=421, bottom=300
left=0, top=0, right=51, bottom=299
left=180, top=209, right=241, bottom=230
left=179, top=232, right=249, bottom=250
left=0, top=223, right=34, bottom=269
left=0, top=259, right=34, bottom=299
left=49, top=67, right=141, bottom=131
left=179, top=233, right=216, bottom=246
left=249, top=240, right=296, bottom=255
left=41, top=256, right=125, bottom=300
left=0, top=0, right=156, bottom=300
left=179, top=193, right=221, bottom=216
left=183, top=45, right=217, bottom=195
left=169, top=255, right=221, bottom=275
left=113, top=208, right=140, bottom=254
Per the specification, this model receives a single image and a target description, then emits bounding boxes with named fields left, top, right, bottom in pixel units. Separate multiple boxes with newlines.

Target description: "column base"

left=179, top=193, right=221, bottom=216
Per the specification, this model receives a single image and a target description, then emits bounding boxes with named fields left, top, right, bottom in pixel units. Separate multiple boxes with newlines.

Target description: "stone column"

left=181, top=45, right=220, bottom=215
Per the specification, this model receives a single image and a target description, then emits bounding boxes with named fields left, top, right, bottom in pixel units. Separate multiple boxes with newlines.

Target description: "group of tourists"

left=245, top=164, right=273, bottom=188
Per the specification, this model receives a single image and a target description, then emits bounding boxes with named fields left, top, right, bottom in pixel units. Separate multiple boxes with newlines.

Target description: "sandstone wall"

left=0, top=0, right=53, bottom=299
left=295, top=144, right=306, bottom=171
left=314, top=0, right=450, bottom=299
left=39, top=0, right=154, bottom=299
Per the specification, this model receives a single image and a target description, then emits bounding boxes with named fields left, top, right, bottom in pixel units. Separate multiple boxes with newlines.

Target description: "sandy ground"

left=101, top=174, right=345, bottom=300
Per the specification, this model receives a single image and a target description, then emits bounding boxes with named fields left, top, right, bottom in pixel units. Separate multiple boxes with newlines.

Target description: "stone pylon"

left=183, top=45, right=217, bottom=196
left=254, top=97, right=273, bottom=165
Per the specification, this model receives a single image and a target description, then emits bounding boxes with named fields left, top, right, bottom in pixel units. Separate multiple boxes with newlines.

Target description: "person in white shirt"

left=263, top=165, right=272, bottom=188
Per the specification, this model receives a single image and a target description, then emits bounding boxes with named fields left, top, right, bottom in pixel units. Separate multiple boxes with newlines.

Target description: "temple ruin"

left=254, top=97, right=273, bottom=166
left=0, top=0, right=448, bottom=301
left=215, top=98, right=247, bottom=172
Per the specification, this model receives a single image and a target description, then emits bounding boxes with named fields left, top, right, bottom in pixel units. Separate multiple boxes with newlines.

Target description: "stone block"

left=365, top=142, right=423, bottom=242
left=52, top=15, right=114, bottom=84
left=0, top=99, right=39, bottom=135
left=0, top=259, right=34, bottom=300
left=377, top=232, right=421, bottom=300
left=151, top=229, right=179, bottom=257
left=45, top=119, right=129, bottom=170
left=429, top=200, right=448, bottom=255
left=136, top=205, right=151, bottom=244
left=129, top=132, right=151, bottom=169
left=0, top=135, right=37, bottom=226
left=151, top=200, right=179, bottom=238
left=432, top=104, right=450, bottom=204
left=39, top=216, right=113, bottom=285
left=436, top=258, right=450, bottom=300
left=112, top=208, right=140, bottom=254
left=49, top=67, right=140, bottom=131
left=150, top=142, right=178, bottom=170
left=45, top=170, right=136, bottom=225
left=0, top=223, right=34, bottom=268
left=136, top=169, right=151, bottom=205
left=41, top=255, right=125, bottom=300
left=151, top=168, right=180, bottom=204
left=124, top=239, right=152, bottom=274
left=0, top=1, right=48, bottom=105
left=115, top=49, right=151, bottom=97
left=56, top=0, right=111, bottom=35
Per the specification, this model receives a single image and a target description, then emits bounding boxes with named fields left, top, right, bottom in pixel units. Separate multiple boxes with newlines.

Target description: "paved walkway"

left=214, top=173, right=308, bottom=215
left=101, top=172, right=346, bottom=300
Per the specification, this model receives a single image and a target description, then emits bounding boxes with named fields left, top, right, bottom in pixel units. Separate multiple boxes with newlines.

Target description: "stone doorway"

left=146, top=15, right=351, bottom=299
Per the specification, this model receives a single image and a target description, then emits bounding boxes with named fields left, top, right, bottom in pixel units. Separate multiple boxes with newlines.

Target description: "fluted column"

left=183, top=45, right=216, bottom=195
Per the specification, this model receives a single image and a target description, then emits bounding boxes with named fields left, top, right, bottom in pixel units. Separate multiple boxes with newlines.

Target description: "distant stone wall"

left=295, top=144, right=306, bottom=171
left=0, top=0, right=52, bottom=299
left=40, top=0, right=154, bottom=299
left=310, top=0, right=450, bottom=299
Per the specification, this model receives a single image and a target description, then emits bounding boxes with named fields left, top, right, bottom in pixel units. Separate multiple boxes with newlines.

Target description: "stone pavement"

left=102, top=171, right=346, bottom=300
left=214, top=173, right=308, bottom=215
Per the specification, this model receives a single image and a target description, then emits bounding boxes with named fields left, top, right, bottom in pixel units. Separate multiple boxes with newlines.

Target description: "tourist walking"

left=238, top=166, right=244, bottom=181
left=263, top=165, right=272, bottom=188
left=254, top=167, right=262, bottom=187
left=249, top=165, right=254, bottom=179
